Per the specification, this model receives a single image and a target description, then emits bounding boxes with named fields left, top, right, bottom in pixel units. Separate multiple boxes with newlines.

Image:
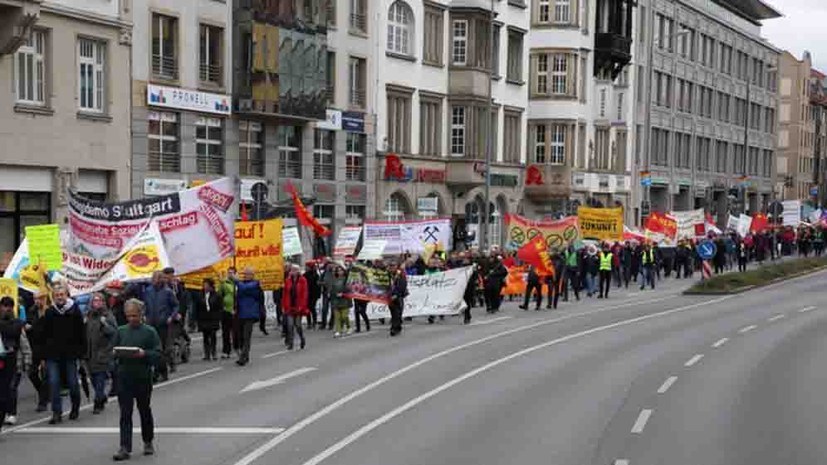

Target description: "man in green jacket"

left=113, top=299, right=161, bottom=461
left=218, top=267, right=237, bottom=359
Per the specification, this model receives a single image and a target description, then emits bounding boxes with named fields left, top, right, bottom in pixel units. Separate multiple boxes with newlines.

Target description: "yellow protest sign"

left=180, top=219, right=285, bottom=291
left=0, top=278, right=19, bottom=317
left=26, top=224, right=62, bottom=271
left=577, top=207, right=624, bottom=242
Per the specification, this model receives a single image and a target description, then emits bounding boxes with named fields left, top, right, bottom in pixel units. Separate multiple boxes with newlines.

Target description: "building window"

left=676, top=26, right=693, bottom=59
left=492, top=24, right=501, bottom=77
left=196, top=117, right=224, bottom=175
left=348, top=56, right=366, bottom=108
left=506, top=30, right=524, bottom=83
left=615, top=92, right=624, bottom=121
left=346, top=133, right=366, bottom=181
left=387, top=88, right=412, bottom=153
left=350, top=0, right=367, bottom=33
left=0, top=192, right=51, bottom=267
left=346, top=205, right=366, bottom=221
left=325, top=51, right=336, bottom=103
left=15, top=29, right=46, bottom=105
left=503, top=111, right=522, bottom=163
left=384, top=194, right=409, bottom=221
left=452, top=20, right=467, bottom=65
left=552, top=54, right=567, bottom=94
left=536, top=54, right=548, bottom=94
left=451, top=106, right=466, bottom=156
left=594, top=127, right=609, bottom=170
left=148, top=111, right=180, bottom=172
left=387, top=1, right=414, bottom=56
left=555, top=0, right=571, bottom=23
left=423, top=5, right=444, bottom=65
left=616, top=130, right=628, bottom=172
left=534, top=52, right=577, bottom=97
left=78, top=38, right=105, bottom=112
left=550, top=124, right=566, bottom=164
left=313, top=129, right=335, bottom=180
left=278, top=126, right=302, bottom=179
left=533, top=124, right=547, bottom=163
left=599, top=88, right=607, bottom=118
left=313, top=204, right=335, bottom=221
left=538, top=0, right=550, bottom=22
left=420, top=96, right=443, bottom=156
left=151, top=13, right=178, bottom=80
left=199, top=24, right=222, bottom=85
left=716, top=140, right=728, bottom=173
left=239, top=120, right=264, bottom=177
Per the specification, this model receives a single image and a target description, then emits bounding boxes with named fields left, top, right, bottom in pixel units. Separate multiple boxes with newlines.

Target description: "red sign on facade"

left=525, top=165, right=544, bottom=185
left=384, top=154, right=446, bottom=183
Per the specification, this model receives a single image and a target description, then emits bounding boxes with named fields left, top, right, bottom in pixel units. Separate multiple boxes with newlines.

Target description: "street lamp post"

left=480, top=0, right=495, bottom=252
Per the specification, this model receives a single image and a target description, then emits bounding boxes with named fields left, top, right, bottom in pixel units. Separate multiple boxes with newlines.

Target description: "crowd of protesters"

left=0, top=222, right=824, bottom=459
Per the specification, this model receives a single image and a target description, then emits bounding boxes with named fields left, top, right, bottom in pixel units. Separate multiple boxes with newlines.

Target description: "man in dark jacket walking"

left=519, top=266, right=542, bottom=310
left=235, top=267, right=264, bottom=365
left=484, top=256, right=508, bottom=313
left=143, top=272, right=179, bottom=382
left=42, top=285, right=86, bottom=424
left=388, top=261, right=408, bottom=336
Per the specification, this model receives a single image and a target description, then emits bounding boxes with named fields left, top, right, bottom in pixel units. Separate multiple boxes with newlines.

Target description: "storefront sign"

left=316, top=109, right=342, bottom=130
left=491, top=173, right=519, bottom=187
left=525, top=165, right=543, bottom=185
left=345, top=185, right=366, bottom=203
left=384, top=154, right=446, bottom=183
left=417, top=197, right=438, bottom=214
left=144, top=178, right=187, bottom=196
left=147, top=84, right=231, bottom=115
left=342, top=111, right=365, bottom=133
left=313, top=183, right=336, bottom=203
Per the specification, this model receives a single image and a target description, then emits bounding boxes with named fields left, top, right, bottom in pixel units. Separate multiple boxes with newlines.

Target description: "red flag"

left=751, top=213, right=768, bottom=232
left=240, top=202, right=249, bottom=221
left=286, top=183, right=331, bottom=237
left=516, top=235, right=555, bottom=277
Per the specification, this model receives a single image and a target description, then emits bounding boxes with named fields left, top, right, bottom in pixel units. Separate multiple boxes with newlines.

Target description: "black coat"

left=305, top=269, right=321, bottom=303
left=196, top=291, right=223, bottom=332
left=41, top=300, right=86, bottom=360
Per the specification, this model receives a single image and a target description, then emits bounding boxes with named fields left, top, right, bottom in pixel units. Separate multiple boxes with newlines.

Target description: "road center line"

left=684, top=354, right=704, bottom=367
left=285, top=295, right=734, bottom=465
left=631, top=409, right=653, bottom=434
left=231, top=293, right=683, bottom=465
left=15, top=427, right=284, bottom=435
left=470, top=316, right=512, bottom=326
left=712, top=337, right=729, bottom=348
left=657, top=376, right=678, bottom=394
left=738, top=325, right=757, bottom=334
left=1, top=367, right=223, bottom=436
left=614, top=460, right=631, bottom=465
left=799, top=306, right=817, bottom=313
left=262, top=350, right=290, bottom=359
left=768, top=314, right=786, bottom=322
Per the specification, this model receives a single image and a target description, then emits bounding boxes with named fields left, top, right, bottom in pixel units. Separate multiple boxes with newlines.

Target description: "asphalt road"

left=3, top=267, right=827, bottom=465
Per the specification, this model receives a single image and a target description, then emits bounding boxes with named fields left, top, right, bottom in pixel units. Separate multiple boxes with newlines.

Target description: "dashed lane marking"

left=768, top=314, right=786, bottom=322
left=684, top=354, right=704, bottom=367
left=799, top=306, right=817, bottom=313
left=631, top=409, right=653, bottom=434
left=15, top=427, right=285, bottom=435
left=657, top=376, right=678, bottom=394
left=712, top=338, right=729, bottom=348
left=738, top=325, right=757, bottom=334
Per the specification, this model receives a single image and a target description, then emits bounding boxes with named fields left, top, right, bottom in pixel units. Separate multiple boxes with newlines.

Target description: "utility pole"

left=814, top=106, right=823, bottom=208
left=480, top=0, right=494, bottom=252
left=742, top=65, right=751, bottom=215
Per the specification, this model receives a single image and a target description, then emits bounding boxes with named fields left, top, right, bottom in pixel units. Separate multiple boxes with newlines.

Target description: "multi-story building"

left=633, top=0, right=780, bottom=224
left=524, top=0, right=637, bottom=223
left=0, top=0, right=132, bottom=269
left=130, top=0, right=233, bottom=199
left=373, top=0, right=529, bottom=249
left=776, top=50, right=826, bottom=202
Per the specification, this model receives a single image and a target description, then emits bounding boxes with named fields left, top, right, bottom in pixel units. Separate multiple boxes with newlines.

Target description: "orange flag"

left=516, top=235, right=555, bottom=277
left=286, top=183, right=331, bottom=237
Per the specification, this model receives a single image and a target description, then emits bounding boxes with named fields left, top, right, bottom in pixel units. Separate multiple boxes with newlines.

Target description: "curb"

left=682, top=263, right=827, bottom=296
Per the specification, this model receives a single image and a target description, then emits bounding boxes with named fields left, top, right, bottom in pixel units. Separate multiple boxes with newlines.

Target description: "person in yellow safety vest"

left=598, top=244, right=613, bottom=299
left=639, top=243, right=656, bottom=290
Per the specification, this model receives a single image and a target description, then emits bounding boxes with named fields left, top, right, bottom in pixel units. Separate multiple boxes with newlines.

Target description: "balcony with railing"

left=199, top=62, right=222, bottom=86
left=279, top=160, right=302, bottom=179
left=346, top=163, right=365, bottom=182
left=349, top=88, right=365, bottom=108
left=313, top=162, right=335, bottom=181
left=197, top=155, right=225, bottom=175
left=148, top=151, right=181, bottom=173
left=349, top=13, right=366, bottom=33
left=152, top=54, right=178, bottom=80
left=325, top=86, right=335, bottom=105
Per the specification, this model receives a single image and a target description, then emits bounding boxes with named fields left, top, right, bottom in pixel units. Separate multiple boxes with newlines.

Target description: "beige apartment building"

left=0, top=0, right=132, bottom=271
left=777, top=50, right=827, bottom=201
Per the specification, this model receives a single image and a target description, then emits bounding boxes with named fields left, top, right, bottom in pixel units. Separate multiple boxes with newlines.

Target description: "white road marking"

left=470, top=316, right=513, bottom=326
left=684, top=354, right=704, bottom=367
left=631, top=409, right=654, bottom=434
left=712, top=337, right=729, bottom=348
left=799, top=306, right=817, bottom=313
left=657, top=376, right=678, bottom=394
left=738, top=325, right=757, bottom=334
left=284, top=296, right=735, bottom=465
left=15, top=427, right=284, bottom=435
left=261, top=350, right=290, bottom=359
left=0, top=366, right=223, bottom=436
left=240, top=367, right=317, bottom=393
left=232, top=293, right=684, bottom=465
left=614, top=460, right=631, bottom=465
left=768, top=314, right=786, bottom=322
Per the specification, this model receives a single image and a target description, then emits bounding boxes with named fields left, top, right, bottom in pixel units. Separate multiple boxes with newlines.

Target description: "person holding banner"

left=330, top=265, right=352, bottom=337
left=281, top=265, right=309, bottom=350
left=484, top=257, right=508, bottom=313
left=235, top=267, right=264, bottom=366
left=304, top=262, right=321, bottom=330
left=387, top=261, right=408, bottom=337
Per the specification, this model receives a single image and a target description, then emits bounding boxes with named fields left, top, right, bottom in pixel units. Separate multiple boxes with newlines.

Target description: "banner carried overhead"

left=343, top=263, right=391, bottom=304
left=736, top=214, right=753, bottom=238
left=644, top=212, right=677, bottom=239
left=364, top=266, right=473, bottom=320
left=672, top=209, right=706, bottom=240
left=67, top=177, right=236, bottom=275
left=577, top=207, right=623, bottom=242
left=25, top=224, right=62, bottom=271
left=333, top=226, right=362, bottom=257
left=282, top=227, right=303, bottom=257
left=363, top=218, right=451, bottom=255
left=504, top=214, right=580, bottom=251
left=782, top=200, right=802, bottom=226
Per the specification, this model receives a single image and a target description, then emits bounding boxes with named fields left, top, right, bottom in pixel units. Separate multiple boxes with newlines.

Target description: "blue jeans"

left=584, top=273, right=596, bottom=295
left=640, top=266, right=655, bottom=290
left=47, top=359, right=80, bottom=414
left=91, top=371, right=109, bottom=403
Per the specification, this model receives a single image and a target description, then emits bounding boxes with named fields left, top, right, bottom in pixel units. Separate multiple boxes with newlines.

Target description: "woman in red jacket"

left=281, top=264, right=309, bottom=350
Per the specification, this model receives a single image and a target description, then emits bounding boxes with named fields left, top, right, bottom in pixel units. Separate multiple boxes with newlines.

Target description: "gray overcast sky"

left=761, top=0, right=827, bottom=71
